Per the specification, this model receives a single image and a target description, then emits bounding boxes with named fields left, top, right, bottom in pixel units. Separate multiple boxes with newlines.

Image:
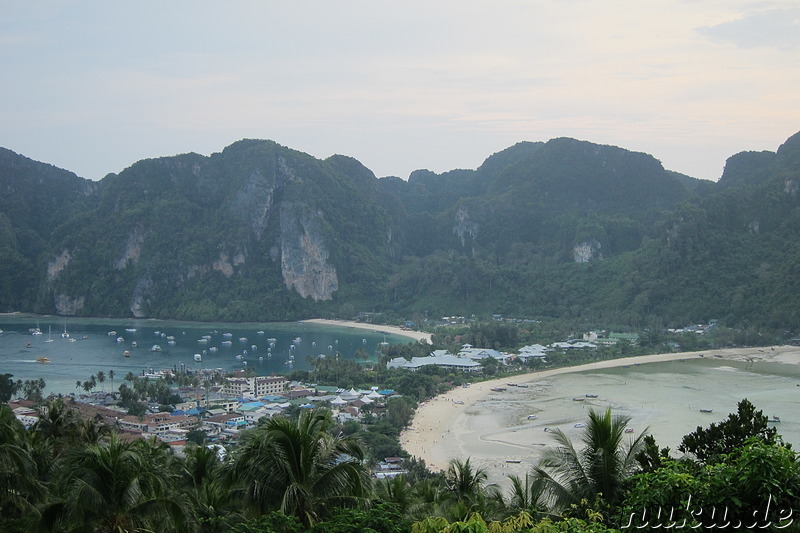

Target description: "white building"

left=386, top=351, right=482, bottom=372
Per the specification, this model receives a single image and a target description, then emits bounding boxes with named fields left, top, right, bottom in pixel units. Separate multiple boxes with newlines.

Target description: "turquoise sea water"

left=0, top=316, right=405, bottom=395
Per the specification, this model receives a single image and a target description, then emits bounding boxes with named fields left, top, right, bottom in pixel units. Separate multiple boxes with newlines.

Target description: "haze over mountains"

left=1, top=131, right=799, bottom=331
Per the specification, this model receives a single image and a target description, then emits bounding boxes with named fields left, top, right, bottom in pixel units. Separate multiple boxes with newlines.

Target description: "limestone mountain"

left=1, top=131, right=799, bottom=331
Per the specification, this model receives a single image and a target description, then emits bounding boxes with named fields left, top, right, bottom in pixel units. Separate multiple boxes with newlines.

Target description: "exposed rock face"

left=47, top=249, right=71, bottom=282
left=573, top=240, right=602, bottom=263
left=54, top=293, right=84, bottom=315
left=279, top=202, right=338, bottom=301
left=212, top=251, right=246, bottom=277
left=454, top=204, right=478, bottom=246
left=786, top=179, right=798, bottom=196
left=114, top=229, right=144, bottom=269
left=130, top=277, right=154, bottom=318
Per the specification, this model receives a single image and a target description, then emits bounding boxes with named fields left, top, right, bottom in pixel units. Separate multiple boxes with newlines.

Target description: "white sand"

left=300, top=319, right=432, bottom=344
left=400, top=345, right=800, bottom=486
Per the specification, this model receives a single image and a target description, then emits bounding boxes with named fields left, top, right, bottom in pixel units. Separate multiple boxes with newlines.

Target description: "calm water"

left=0, top=316, right=406, bottom=395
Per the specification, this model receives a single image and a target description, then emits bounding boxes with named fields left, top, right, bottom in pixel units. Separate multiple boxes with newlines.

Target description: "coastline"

left=300, top=318, right=433, bottom=344
left=400, top=345, right=800, bottom=483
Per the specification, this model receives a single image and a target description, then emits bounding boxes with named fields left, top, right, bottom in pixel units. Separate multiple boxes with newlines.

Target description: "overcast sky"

left=2, top=1, right=799, bottom=182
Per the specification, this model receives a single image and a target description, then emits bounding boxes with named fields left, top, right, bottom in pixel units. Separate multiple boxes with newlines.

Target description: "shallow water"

left=450, top=356, right=800, bottom=488
left=0, top=316, right=404, bottom=395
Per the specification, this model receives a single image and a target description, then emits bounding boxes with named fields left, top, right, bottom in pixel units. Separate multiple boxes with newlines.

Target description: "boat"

left=131, top=341, right=137, bottom=347
left=44, top=326, right=54, bottom=343
left=61, top=322, right=69, bottom=338
left=585, top=393, right=599, bottom=398
left=700, top=408, right=713, bottom=413
left=36, top=356, right=50, bottom=364
left=221, top=340, right=232, bottom=347
left=223, top=332, right=233, bottom=338
left=574, top=423, right=586, bottom=428
left=527, top=414, right=538, bottom=420
left=194, top=353, right=202, bottom=362
left=625, top=428, right=634, bottom=433
left=108, top=331, right=117, bottom=336
left=505, top=460, right=521, bottom=464
left=123, top=350, right=130, bottom=357
left=125, top=328, right=137, bottom=333
left=490, top=387, right=507, bottom=392
left=256, top=330, right=265, bottom=335
left=769, top=416, right=781, bottom=423
left=293, top=337, right=302, bottom=343
left=68, top=338, right=76, bottom=343
left=116, top=337, right=124, bottom=343
left=572, top=397, right=586, bottom=402
left=239, top=337, right=247, bottom=343
left=150, top=345, right=162, bottom=352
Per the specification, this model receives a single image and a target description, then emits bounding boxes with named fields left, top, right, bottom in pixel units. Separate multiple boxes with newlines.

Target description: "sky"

left=1, top=1, right=799, bottom=182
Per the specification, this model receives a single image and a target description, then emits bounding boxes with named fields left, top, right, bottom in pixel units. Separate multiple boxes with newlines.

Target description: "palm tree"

left=96, top=371, right=105, bottom=392
left=232, top=407, right=370, bottom=526
left=441, top=458, right=504, bottom=522
left=0, top=406, right=44, bottom=516
left=505, top=472, right=546, bottom=516
left=108, top=369, right=115, bottom=394
left=36, top=435, right=190, bottom=532
left=533, top=408, right=648, bottom=512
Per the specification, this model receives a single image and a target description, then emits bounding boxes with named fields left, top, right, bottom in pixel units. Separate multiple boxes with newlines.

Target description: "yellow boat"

left=36, top=356, right=50, bottom=364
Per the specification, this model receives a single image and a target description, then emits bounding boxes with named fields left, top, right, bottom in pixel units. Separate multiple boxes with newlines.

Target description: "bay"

left=0, top=315, right=406, bottom=395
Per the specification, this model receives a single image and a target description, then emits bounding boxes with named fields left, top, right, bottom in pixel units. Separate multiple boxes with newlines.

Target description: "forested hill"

left=1, top=131, right=799, bottom=331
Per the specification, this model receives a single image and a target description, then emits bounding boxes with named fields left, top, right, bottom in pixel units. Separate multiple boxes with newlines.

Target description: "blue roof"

left=170, top=410, right=186, bottom=416
left=186, top=408, right=201, bottom=415
left=378, top=390, right=395, bottom=395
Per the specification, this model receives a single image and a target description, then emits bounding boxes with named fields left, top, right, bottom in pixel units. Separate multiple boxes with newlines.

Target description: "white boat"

left=116, top=337, right=124, bottom=343
left=108, top=331, right=117, bottom=336
left=194, top=353, right=202, bottom=362
left=221, top=340, right=232, bottom=347
left=223, top=332, right=233, bottom=338
left=239, top=337, right=247, bottom=343
left=131, top=341, right=137, bottom=347
left=700, top=408, right=713, bottom=413
left=125, top=328, right=137, bottom=333
left=44, top=326, right=54, bottom=343
left=769, top=415, right=781, bottom=423
left=527, top=414, right=538, bottom=420
left=151, top=345, right=162, bottom=352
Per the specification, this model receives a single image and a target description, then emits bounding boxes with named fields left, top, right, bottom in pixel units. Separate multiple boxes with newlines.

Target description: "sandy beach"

left=400, top=345, right=800, bottom=488
left=300, top=318, right=433, bottom=344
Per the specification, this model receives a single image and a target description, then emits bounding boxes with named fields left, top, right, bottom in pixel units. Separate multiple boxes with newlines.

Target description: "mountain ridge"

left=1, top=133, right=799, bottom=332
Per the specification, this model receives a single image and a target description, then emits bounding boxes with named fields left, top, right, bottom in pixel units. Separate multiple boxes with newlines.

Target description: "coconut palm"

left=442, top=457, right=504, bottom=522
left=533, top=408, right=648, bottom=512
left=0, top=406, right=44, bottom=517
left=36, top=434, right=190, bottom=532
left=232, top=407, right=370, bottom=526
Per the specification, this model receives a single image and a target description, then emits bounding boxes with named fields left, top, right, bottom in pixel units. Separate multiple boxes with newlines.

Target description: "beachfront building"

left=386, top=351, right=482, bottom=372
left=457, top=346, right=509, bottom=363
left=550, top=341, right=598, bottom=350
left=516, top=344, right=550, bottom=362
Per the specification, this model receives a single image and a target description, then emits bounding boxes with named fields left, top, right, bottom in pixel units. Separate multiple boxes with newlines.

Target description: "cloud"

left=697, top=7, right=800, bottom=50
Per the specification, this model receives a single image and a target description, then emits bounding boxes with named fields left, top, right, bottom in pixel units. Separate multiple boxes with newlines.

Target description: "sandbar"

left=400, top=345, right=800, bottom=487
left=300, top=318, right=432, bottom=344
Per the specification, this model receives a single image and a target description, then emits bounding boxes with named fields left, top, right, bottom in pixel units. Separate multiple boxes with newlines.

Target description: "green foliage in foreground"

left=1, top=397, right=797, bottom=533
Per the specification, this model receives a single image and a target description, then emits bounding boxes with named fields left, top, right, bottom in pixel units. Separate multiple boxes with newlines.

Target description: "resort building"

left=386, top=351, right=482, bottom=372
